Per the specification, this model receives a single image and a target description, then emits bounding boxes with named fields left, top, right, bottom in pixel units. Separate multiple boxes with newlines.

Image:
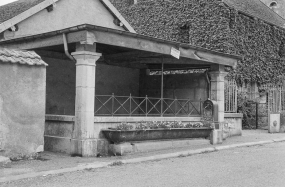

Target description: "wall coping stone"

left=94, top=116, right=201, bottom=123
left=46, top=114, right=242, bottom=122
left=45, top=115, right=75, bottom=122
left=224, top=113, right=243, bottom=118
left=45, top=115, right=202, bottom=122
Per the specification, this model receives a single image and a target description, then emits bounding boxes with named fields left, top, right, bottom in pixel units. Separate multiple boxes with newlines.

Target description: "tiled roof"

left=223, top=0, right=285, bottom=28
left=0, top=0, right=45, bottom=24
left=0, top=48, right=47, bottom=66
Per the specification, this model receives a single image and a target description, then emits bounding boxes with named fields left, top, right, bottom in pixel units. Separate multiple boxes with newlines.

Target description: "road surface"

left=2, top=142, right=285, bottom=187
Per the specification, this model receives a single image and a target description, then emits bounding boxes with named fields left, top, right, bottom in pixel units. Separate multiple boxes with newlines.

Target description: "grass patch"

left=9, top=153, right=49, bottom=162
left=84, top=168, right=94, bottom=172
left=109, top=161, right=124, bottom=166
left=178, top=154, right=187, bottom=158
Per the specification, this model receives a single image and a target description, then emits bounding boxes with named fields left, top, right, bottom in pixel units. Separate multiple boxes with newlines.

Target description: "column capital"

left=72, top=51, right=102, bottom=59
left=71, top=51, right=102, bottom=66
left=209, top=71, right=228, bottom=81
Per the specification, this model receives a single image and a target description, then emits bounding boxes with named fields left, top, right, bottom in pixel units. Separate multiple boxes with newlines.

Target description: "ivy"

left=111, top=0, right=285, bottom=85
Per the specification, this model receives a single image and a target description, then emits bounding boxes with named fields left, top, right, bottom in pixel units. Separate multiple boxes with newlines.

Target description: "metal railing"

left=225, top=79, right=238, bottom=113
left=95, top=94, right=202, bottom=117
left=263, top=85, right=285, bottom=113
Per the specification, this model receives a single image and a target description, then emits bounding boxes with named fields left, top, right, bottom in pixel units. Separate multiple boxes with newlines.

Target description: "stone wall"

left=45, top=115, right=202, bottom=155
left=0, top=63, right=46, bottom=157
left=224, top=113, right=243, bottom=139
left=44, top=115, right=74, bottom=154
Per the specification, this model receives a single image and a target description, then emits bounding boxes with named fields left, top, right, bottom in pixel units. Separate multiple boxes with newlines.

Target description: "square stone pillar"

left=71, top=44, right=101, bottom=157
left=209, top=65, right=228, bottom=144
left=209, top=65, right=228, bottom=124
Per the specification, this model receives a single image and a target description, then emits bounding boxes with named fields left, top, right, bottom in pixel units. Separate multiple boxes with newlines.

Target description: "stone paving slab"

left=1, top=130, right=285, bottom=182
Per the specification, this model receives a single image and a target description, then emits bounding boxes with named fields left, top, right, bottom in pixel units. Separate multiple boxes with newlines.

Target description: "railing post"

left=278, top=87, right=282, bottom=113
left=94, top=95, right=96, bottom=116
left=188, top=98, right=190, bottom=116
left=130, top=93, right=132, bottom=117
left=112, top=93, right=114, bottom=117
left=235, top=82, right=238, bottom=112
left=200, top=98, right=202, bottom=115
left=146, top=95, right=148, bottom=117
left=175, top=97, right=177, bottom=117
left=161, top=98, right=163, bottom=117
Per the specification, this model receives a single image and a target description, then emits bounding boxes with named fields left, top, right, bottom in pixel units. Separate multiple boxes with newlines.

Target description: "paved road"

left=2, top=142, right=285, bottom=187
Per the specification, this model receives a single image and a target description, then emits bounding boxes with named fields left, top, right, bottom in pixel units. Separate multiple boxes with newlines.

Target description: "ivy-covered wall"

left=111, top=0, right=285, bottom=85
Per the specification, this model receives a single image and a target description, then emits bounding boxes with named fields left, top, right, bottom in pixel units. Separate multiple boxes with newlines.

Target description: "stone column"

left=209, top=65, right=228, bottom=144
left=71, top=44, right=101, bottom=157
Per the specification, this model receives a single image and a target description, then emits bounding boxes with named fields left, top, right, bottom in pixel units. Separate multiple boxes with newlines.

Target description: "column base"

left=210, top=129, right=223, bottom=145
left=71, top=139, right=109, bottom=157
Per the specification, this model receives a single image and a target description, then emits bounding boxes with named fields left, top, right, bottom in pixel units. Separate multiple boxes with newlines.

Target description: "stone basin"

left=102, top=128, right=213, bottom=144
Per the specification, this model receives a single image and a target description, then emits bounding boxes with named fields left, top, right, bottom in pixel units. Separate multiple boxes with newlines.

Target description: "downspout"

left=205, top=70, right=211, bottom=99
left=63, top=33, right=76, bottom=62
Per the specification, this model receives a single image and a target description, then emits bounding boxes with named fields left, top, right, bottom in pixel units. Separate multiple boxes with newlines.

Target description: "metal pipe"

left=63, top=33, right=76, bottom=62
left=205, top=70, right=211, bottom=99
left=161, top=59, right=164, bottom=116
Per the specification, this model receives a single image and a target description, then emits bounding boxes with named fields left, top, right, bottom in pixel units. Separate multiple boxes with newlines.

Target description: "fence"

left=225, top=79, right=238, bottom=113
left=95, top=94, right=202, bottom=117
left=260, top=85, right=285, bottom=113
left=95, top=79, right=264, bottom=116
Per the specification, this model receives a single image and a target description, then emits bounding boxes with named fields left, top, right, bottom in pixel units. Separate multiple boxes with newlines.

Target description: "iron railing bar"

left=95, top=95, right=198, bottom=102
left=113, top=97, right=130, bottom=114
left=130, top=98, right=146, bottom=114
left=188, top=101, right=200, bottom=114
left=131, top=98, right=147, bottom=115
left=176, top=100, right=190, bottom=115
left=147, top=99, right=162, bottom=114
left=95, top=94, right=203, bottom=117
left=94, top=96, right=113, bottom=114
left=188, top=108, right=195, bottom=116
left=146, top=96, right=148, bottom=117
left=162, top=100, right=176, bottom=115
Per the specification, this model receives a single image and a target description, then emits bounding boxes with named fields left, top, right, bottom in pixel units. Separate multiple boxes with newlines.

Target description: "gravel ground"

left=2, top=141, right=285, bottom=187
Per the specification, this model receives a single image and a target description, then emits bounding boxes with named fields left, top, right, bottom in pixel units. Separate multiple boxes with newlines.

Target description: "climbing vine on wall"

left=111, top=0, right=285, bottom=85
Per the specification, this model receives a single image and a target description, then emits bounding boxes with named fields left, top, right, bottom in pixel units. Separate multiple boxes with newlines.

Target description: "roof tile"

left=0, top=48, right=47, bottom=66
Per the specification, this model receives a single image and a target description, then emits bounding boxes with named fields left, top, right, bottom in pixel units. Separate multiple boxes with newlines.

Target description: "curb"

left=0, top=162, right=112, bottom=183
left=214, top=140, right=274, bottom=150
left=1, top=139, right=285, bottom=183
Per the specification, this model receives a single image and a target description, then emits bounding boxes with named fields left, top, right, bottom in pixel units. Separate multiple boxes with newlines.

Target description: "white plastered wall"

left=4, top=0, right=125, bottom=39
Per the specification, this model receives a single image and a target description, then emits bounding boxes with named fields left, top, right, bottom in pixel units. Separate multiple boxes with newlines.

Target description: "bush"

left=237, top=93, right=256, bottom=129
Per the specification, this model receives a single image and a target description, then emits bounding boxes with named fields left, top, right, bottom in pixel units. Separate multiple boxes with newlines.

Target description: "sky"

left=0, top=0, right=17, bottom=6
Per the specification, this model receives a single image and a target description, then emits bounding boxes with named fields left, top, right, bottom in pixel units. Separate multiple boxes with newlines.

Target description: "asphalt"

left=1, top=130, right=285, bottom=183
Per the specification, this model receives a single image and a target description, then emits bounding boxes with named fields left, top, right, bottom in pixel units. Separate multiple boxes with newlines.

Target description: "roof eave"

left=0, top=24, right=241, bottom=67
